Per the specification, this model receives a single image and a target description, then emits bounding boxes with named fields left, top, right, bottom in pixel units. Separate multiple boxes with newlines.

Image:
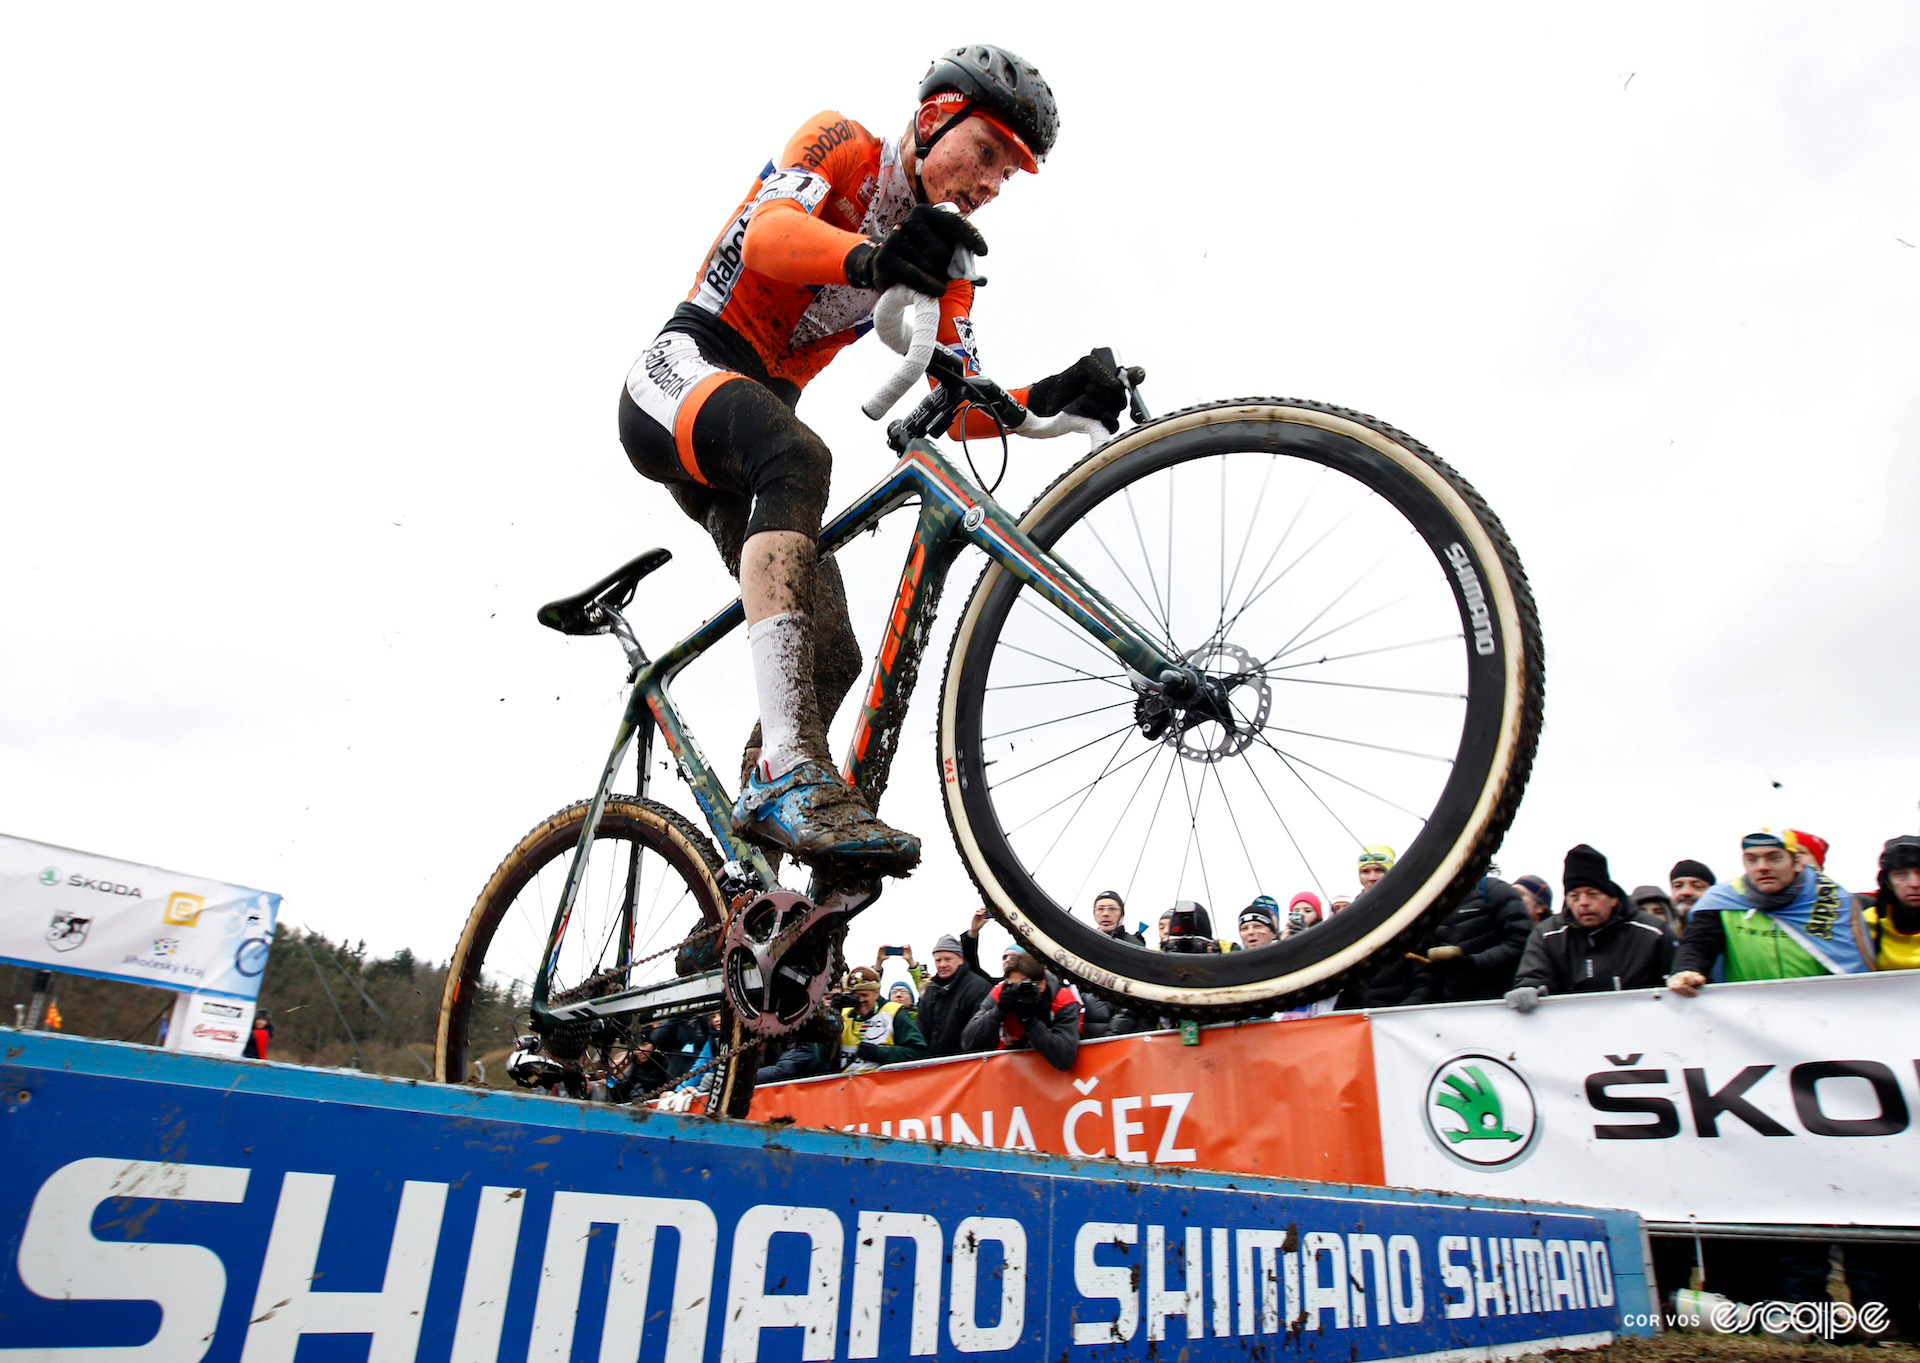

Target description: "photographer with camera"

left=833, top=966, right=929, bottom=1072
left=961, top=951, right=1083, bottom=1071
left=1161, top=900, right=1226, bottom=954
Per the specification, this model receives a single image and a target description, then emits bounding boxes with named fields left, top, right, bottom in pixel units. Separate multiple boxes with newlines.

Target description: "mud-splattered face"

left=916, top=113, right=1024, bottom=215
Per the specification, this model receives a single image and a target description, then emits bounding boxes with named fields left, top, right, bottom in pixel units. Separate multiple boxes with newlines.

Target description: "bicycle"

left=435, top=286, right=1544, bottom=1116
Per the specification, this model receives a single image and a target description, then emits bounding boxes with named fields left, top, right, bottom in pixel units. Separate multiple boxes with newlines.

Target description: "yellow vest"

left=840, top=1000, right=903, bottom=1055
left=1865, top=905, right=1920, bottom=972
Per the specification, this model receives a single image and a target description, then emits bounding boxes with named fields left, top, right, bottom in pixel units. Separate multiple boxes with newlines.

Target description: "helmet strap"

left=911, top=97, right=975, bottom=204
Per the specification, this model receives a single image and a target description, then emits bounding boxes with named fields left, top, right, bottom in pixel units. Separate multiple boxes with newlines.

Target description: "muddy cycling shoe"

left=732, top=760, right=921, bottom=873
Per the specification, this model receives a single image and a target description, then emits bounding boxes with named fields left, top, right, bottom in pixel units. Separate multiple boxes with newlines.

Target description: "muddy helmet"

left=919, top=44, right=1059, bottom=166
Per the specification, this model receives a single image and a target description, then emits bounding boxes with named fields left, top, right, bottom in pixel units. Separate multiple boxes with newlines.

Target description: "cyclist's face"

left=919, top=115, right=1023, bottom=216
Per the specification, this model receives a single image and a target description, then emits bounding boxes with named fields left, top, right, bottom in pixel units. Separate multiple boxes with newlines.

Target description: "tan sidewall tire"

left=938, top=400, right=1539, bottom=1013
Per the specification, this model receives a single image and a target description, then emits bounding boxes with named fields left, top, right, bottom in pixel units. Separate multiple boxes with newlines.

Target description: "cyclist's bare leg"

left=733, top=528, right=919, bottom=868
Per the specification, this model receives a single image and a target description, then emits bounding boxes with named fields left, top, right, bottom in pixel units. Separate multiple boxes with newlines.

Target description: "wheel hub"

left=1135, top=641, right=1271, bottom=763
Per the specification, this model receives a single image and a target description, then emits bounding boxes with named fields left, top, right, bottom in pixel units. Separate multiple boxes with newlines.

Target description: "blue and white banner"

left=0, top=834, right=280, bottom=1000
left=0, top=1032, right=1653, bottom=1362
left=1371, top=971, right=1920, bottom=1227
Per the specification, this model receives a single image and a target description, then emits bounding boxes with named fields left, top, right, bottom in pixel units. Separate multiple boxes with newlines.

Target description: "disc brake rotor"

left=1135, top=641, right=1271, bottom=763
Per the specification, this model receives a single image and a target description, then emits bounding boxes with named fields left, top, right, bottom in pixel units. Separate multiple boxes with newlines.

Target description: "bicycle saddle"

left=536, top=549, right=671, bottom=636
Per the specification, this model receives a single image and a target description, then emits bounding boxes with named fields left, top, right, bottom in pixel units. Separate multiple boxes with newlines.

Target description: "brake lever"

left=1093, top=346, right=1152, bottom=423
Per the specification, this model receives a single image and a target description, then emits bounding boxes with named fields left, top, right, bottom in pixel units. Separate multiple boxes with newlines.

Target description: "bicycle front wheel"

left=939, top=398, right=1543, bottom=1016
left=436, top=796, right=729, bottom=1090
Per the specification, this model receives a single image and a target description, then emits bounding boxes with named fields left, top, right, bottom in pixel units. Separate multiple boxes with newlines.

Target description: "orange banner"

left=749, top=1013, right=1384, bottom=1185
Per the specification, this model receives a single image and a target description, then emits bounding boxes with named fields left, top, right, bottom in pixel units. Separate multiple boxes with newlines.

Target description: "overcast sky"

left=4, top=3, right=1917, bottom=982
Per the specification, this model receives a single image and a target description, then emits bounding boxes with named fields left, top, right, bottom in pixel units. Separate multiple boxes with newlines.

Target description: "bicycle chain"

left=626, top=925, right=848, bottom=1112
left=548, top=920, right=722, bottom=1008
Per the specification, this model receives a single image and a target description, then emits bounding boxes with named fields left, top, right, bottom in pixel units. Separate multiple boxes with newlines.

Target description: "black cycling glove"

left=1026, top=352, right=1142, bottom=433
left=845, top=205, right=988, bottom=297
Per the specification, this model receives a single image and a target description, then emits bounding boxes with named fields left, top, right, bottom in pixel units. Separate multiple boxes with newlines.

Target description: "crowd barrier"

left=1, top=1028, right=1653, bottom=1361
left=753, top=971, right=1920, bottom=1235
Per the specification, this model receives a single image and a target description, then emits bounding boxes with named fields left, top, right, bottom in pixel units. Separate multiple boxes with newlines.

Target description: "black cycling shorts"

left=619, top=321, right=831, bottom=542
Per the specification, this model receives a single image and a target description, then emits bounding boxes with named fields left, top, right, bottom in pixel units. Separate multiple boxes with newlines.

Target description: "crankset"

left=719, top=872, right=884, bottom=1038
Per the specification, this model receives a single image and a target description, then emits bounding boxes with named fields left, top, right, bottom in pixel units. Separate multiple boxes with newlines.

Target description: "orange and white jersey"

left=685, top=110, right=981, bottom=391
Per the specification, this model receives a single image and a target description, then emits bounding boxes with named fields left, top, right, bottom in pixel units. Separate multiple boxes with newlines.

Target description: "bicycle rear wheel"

left=436, top=796, right=729, bottom=1092
left=939, top=398, right=1543, bottom=1016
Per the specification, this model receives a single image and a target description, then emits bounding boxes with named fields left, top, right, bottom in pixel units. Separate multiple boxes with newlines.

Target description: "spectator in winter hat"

left=1238, top=896, right=1280, bottom=949
left=1091, top=889, right=1145, bottom=946
left=1630, top=884, right=1677, bottom=927
left=1669, top=830, right=1874, bottom=995
left=1773, top=828, right=1829, bottom=871
left=1668, top=859, right=1715, bottom=926
left=1513, top=874, right=1554, bottom=924
left=1285, top=891, right=1323, bottom=936
left=915, top=931, right=992, bottom=1059
left=1357, top=845, right=1395, bottom=892
left=1329, top=894, right=1352, bottom=914
left=1506, top=845, right=1676, bottom=1011
left=1866, top=834, right=1920, bottom=972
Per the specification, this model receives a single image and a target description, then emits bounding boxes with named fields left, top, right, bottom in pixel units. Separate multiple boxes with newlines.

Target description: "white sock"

left=749, top=611, right=810, bottom=779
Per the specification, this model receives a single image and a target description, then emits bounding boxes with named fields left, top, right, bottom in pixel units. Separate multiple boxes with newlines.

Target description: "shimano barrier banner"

left=751, top=1013, right=1383, bottom=1184
left=0, top=1032, right=1652, bottom=1362
left=0, top=834, right=280, bottom=1000
left=1369, top=971, right=1920, bottom=1227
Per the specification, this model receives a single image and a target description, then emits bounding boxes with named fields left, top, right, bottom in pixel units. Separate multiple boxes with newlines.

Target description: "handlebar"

left=862, top=283, right=1114, bottom=442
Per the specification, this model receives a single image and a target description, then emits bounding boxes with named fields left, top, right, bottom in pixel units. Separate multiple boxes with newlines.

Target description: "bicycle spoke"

left=1229, top=736, right=1329, bottom=903
left=1218, top=454, right=1283, bottom=636
left=1267, top=540, right=1401, bottom=662
left=1005, top=735, right=1161, bottom=839
left=1258, top=722, right=1455, bottom=765
left=1271, top=675, right=1467, bottom=701
left=982, top=696, right=1136, bottom=744
left=1121, top=485, right=1175, bottom=646
left=986, top=672, right=1128, bottom=693
left=1268, top=633, right=1460, bottom=673
left=1028, top=725, right=1144, bottom=875
left=997, top=639, right=1132, bottom=689
left=989, top=718, right=1144, bottom=788
left=1067, top=741, right=1172, bottom=910
left=1082, top=518, right=1180, bottom=656
left=1124, top=742, right=1183, bottom=905
left=1264, top=594, right=1417, bottom=667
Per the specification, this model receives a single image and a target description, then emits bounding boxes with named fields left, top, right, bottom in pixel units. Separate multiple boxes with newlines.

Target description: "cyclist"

left=619, top=44, right=1129, bottom=873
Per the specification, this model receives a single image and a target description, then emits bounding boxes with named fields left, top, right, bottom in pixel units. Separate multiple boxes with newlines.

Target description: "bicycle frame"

left=529, top=434, right=1187, bottom=1019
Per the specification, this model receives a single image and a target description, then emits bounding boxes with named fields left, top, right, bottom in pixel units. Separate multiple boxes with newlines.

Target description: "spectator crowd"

left=609, top=823, right=1920, bottom=1337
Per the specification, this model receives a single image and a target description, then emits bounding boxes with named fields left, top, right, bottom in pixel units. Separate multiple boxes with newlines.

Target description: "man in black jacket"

left=915, top=932, right=992, bottom=1058
left=1421, top=874, right=1533, bottom=1002
left=1506, top=845, right=1677, bottom=1011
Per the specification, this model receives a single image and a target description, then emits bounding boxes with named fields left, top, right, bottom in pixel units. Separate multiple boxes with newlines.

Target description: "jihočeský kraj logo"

left=1424, top=1052, right=1540, bottom=1169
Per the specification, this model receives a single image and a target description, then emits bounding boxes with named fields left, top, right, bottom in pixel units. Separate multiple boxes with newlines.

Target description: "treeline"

left=0, top=925, right=525, bottom=1079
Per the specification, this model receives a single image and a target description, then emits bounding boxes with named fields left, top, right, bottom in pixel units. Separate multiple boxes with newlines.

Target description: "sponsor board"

left=0, top=834, right=280, bottom=998
left=0, top=1032, right=1650, bottom=1361
left=1371, top=971, right=1920, bottom=1225
left=751, top=1012, right=1383, bottom=1184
